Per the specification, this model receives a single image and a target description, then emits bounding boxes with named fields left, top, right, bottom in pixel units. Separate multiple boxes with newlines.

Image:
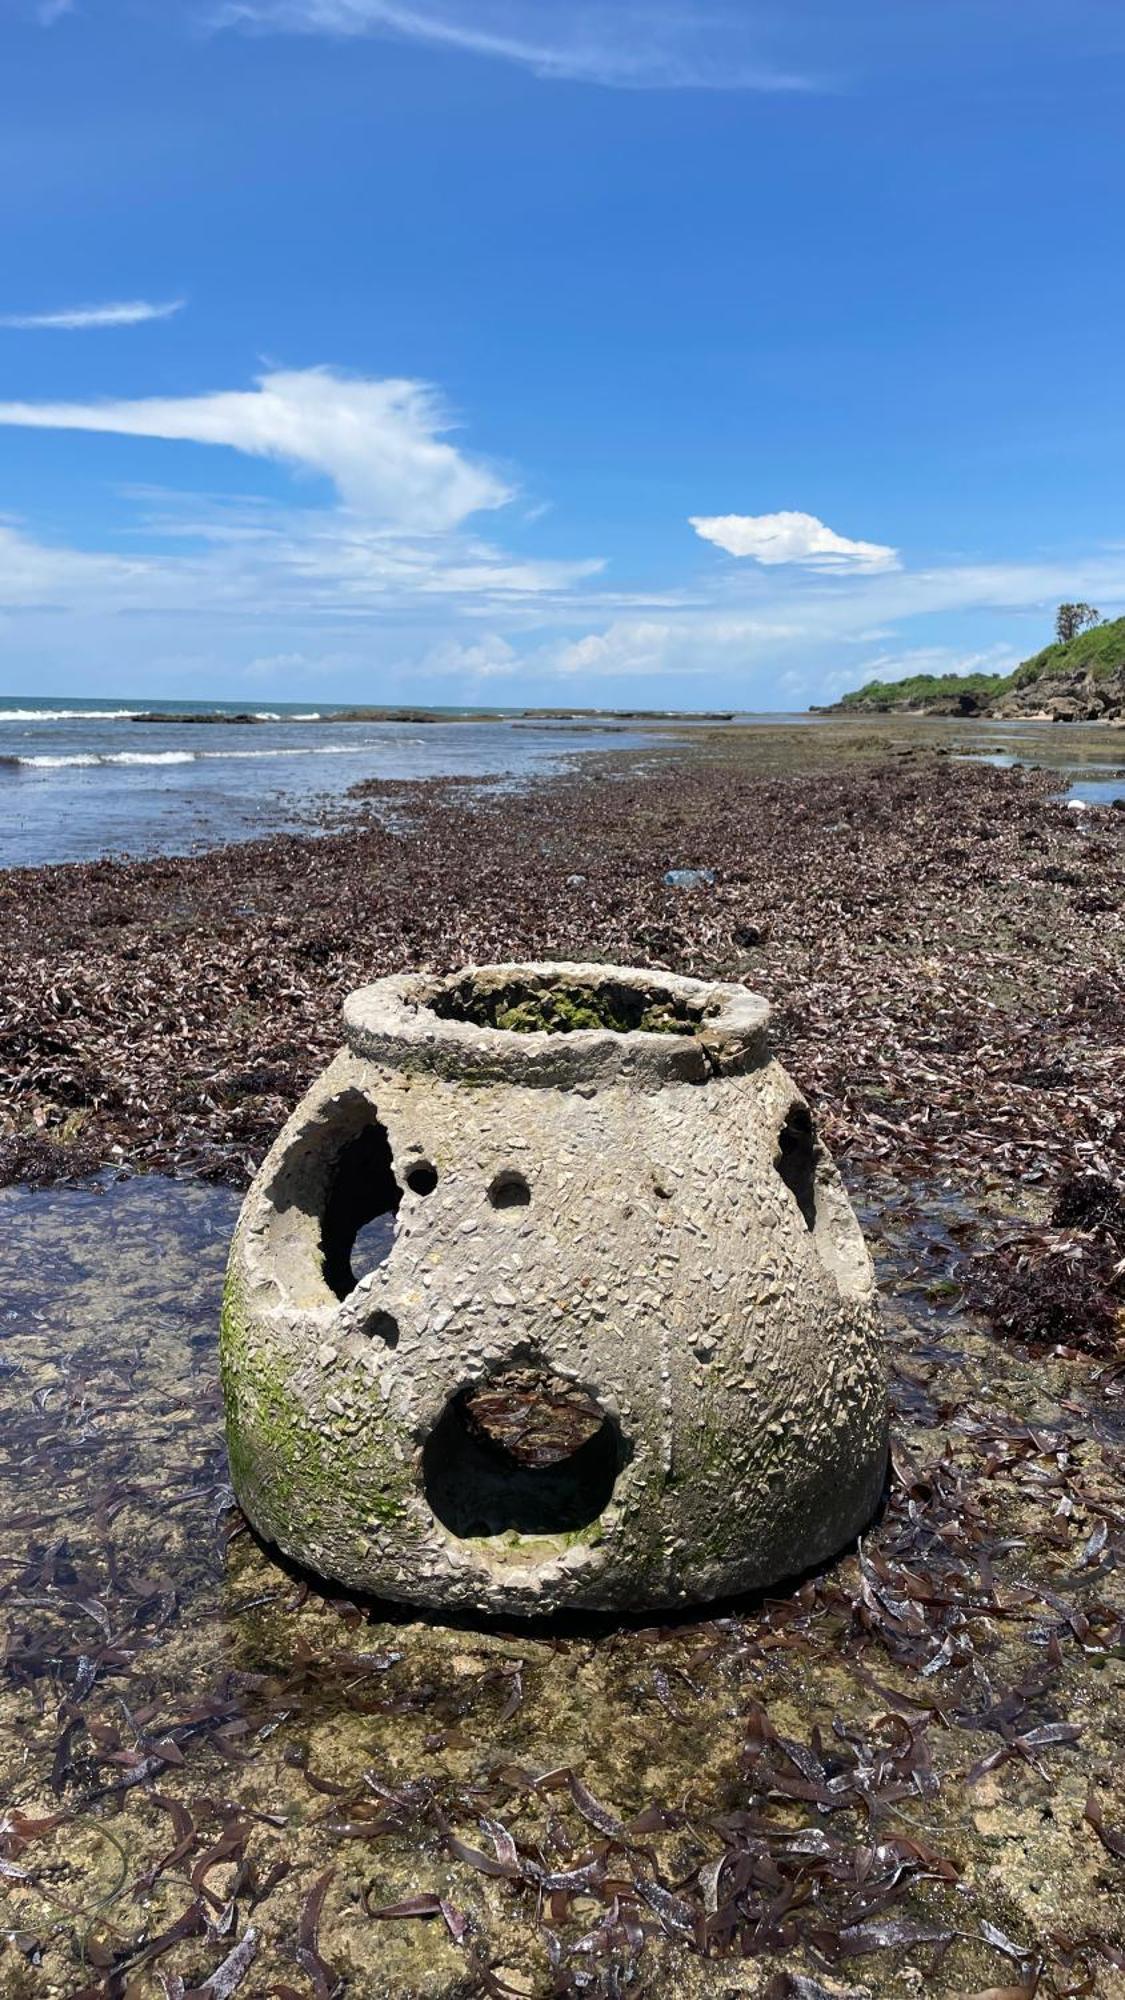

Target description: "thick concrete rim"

left=343, top=961, right=772, bottom=1088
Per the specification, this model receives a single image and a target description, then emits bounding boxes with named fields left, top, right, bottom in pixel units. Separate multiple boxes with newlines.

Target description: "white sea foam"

left=10, top=740, right=410, bottom=768
left=10, top=743, right=375, bottom=769
left=16, top=750, right=197, bottom=768
left=0, top=707, right=141, bottom=722
left=196, top=743, right=369, bottom=760
left=15, top=754, right=103, bottom=768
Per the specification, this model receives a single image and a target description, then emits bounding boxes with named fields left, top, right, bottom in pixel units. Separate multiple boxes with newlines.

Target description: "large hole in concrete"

left=430, top=971, right=704, bottom=1037
left=423, top=1366, right=622, bottom=1542
left=320, top=1121, right=402, bottom=1300
left=774, top=1102, right=818, bottom=1231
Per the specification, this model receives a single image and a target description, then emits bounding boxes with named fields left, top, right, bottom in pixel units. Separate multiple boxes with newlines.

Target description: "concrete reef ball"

left=221, top=963, right=887, bottom=1615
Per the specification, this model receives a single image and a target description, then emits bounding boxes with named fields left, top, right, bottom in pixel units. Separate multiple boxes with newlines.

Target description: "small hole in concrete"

left=406, top=1162, right=438, bottom=1197
left=423, top=1367, right=622, bottom=1542
left=775, top=1102, right=818, bottom=1231
left=489, top=1170, right=530, bottom=1211
left=368, top=1311, right=400, bottom=1349
left=321, top=1121, right=401, bottom=1300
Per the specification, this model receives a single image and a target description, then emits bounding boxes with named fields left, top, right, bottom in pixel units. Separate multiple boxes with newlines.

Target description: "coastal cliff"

left=823, top=613, right=1125, bottom=720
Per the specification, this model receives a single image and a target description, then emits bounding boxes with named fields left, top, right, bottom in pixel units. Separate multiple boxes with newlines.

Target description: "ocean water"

left=1, top=697, right=1122, bottom=870
left=0, top=696, right=652, bottom=869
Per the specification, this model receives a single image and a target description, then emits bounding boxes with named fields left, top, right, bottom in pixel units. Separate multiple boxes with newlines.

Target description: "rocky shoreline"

left=834, top=666, right=1125, bottom=722
left=823, top=614, right=1125, bottom=721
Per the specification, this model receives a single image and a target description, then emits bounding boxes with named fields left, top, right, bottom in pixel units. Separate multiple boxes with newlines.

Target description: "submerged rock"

left=221, top=962, right=887, bottom=1617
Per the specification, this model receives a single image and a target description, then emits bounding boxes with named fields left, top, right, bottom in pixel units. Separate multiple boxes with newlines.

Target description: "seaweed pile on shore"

left=0, top=750, right=1120, bottom=1219
left=968, top=1171, right=1125, bottom=1357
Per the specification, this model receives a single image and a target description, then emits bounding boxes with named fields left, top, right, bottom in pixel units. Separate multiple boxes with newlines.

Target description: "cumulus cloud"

left=690, top=509, right=899, bottom=573
left=0, top=368, right=511, bottom=530
left=0, top=299, right=185, bottom=330
left=213, top=0, right=816, bottom=92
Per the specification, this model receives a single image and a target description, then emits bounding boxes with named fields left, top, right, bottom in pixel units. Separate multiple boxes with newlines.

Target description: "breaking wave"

left=4, top=743, right=379, bottom=770
left=0, top=707, right=142, bottom=723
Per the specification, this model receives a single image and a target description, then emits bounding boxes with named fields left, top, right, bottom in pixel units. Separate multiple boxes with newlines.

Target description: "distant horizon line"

left=0, top=693, right=797, bottom=716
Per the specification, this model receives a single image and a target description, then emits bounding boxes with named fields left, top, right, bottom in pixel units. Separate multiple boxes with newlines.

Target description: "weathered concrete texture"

left=221, top=963, right=887, bottom=1615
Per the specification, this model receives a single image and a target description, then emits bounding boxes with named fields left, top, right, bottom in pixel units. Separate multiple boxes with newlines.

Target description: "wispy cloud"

left=2, top=499, right=1124, bottom=705
left=534, top=555, right=1125, bottom=693
left=0, top=366, right=511, bottom=530
left=0, top=502, right=600, bottom=622
left=36, top=0, right=74, bottom=23
left=0, top=299, right=185, bottom=330
left=690, top=508, right=900, bottom=574
left=212, top=0, right=818, bottom=92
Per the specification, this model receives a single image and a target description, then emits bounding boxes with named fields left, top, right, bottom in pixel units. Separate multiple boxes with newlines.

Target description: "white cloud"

left=690, top=509, right=900, bottom=573
left=550, top=615, right=808, bottom=683
left=0, top=299, right=185, bottom=330
left=0, top=519, right=155, bottom=609
left=36, top=0, right=73, bottom=21
left=552, top=620, right=684, bottom=676
left=0, top=367, right=511, bottom=530
left=213, top=0, right=817, bottom=92
left=414, top=634, right=518, bottom=678
left=0, top=499, right=599, bottom=621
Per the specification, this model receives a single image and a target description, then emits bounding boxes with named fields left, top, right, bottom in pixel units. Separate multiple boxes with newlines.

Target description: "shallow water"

left=2, top=1173, right=1124, bottom=1995
left=944, top=717, right=1125, bottom=803
left=4, top=700, right=1124, bottom=870
left=0, top=705, right=651, bottom=870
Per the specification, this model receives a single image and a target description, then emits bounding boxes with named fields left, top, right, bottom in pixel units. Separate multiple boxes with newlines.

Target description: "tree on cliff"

left=1055, top=602, right=1102, bottom=644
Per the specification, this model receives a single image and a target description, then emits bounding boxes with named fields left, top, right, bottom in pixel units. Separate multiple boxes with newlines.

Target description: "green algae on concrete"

left=220, top=1256, right=415, bottom=1547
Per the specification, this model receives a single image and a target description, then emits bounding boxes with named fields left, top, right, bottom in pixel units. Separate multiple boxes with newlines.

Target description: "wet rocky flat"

left=1, top=725, right=1124, bottom=1995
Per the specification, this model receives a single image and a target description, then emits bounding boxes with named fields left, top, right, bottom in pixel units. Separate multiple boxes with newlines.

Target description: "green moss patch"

left=431, top=973, right=701, bottom=1037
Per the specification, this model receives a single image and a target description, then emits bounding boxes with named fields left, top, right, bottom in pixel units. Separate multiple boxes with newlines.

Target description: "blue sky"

left=2, top=0, right=1124, bottom=707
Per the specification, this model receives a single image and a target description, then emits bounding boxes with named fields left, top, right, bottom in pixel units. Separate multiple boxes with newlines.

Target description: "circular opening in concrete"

left=320, top=1119, right=402, bottom=1300
left=489, top=1169, right=530, bottom=1211
left=430, top=970, right=703, bottom=1038
left=406, top=1161, right=438, bottom=1196
left=422, top=1367, right=622, bottom=1544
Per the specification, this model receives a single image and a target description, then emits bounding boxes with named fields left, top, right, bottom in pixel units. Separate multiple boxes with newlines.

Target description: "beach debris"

left=664, top=865, right=716, bottom=887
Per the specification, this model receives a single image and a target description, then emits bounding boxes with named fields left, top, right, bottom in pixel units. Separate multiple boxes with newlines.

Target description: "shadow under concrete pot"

left=221, top=963, right=887, bottom=1616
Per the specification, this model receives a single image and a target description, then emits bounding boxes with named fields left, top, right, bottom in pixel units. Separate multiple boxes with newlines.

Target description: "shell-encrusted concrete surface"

left=221, top=963, right=887, bottom=1615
